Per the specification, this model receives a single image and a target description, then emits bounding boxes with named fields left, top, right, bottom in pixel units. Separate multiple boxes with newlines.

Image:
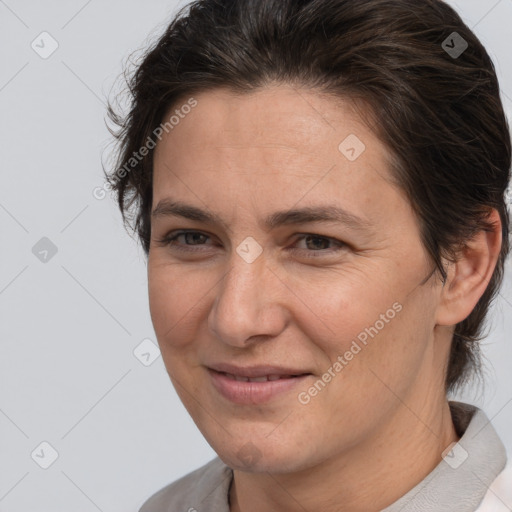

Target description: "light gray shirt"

left=139, top=401, right=507, bottom=512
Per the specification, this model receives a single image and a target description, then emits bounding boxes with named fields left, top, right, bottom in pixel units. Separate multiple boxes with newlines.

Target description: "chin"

left=213, top=436, right=312, bottom=474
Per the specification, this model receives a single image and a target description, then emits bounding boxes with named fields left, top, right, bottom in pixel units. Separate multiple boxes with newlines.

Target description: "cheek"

left=326, top=288, right=435, bottom=409
left=303, top=272, right=428, bottom=396
left=289, top=268, right=399, bottom=355
left=147, top=267, right=173, bottom=334
left=147, top=262, right=205, bottom=350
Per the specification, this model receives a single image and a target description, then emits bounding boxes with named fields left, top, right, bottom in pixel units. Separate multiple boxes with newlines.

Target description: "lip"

left=207, top=364, right=313, bottom=405
left=207, top=362, right=311, bottom=378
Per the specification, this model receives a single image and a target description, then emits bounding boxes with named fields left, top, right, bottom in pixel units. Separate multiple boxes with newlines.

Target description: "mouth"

left=206, top=364, right=313, bottom=404
left=218, top=372, right=308, bottom=382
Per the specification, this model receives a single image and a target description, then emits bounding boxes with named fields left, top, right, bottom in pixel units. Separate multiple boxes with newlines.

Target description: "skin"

left=147, top=84, right=502, bottom=512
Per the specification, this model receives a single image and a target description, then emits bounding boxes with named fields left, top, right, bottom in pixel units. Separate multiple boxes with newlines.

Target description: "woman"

left=105, top=0, right=512, bottom=510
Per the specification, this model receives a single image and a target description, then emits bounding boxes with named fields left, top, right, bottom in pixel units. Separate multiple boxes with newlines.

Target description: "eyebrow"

left=151, top=199, right=374, bottom=233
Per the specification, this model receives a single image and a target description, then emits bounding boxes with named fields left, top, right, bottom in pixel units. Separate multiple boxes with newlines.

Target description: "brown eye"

left=157, top=230, right=215, bottom=252
left=290, top=234, right=347, bottom=258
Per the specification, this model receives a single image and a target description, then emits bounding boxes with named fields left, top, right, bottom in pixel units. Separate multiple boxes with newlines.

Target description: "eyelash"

left=156, top=230, right=347, bottom=258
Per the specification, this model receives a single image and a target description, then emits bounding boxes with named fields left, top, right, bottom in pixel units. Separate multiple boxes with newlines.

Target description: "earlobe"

left=435, top=209, right=502, bottom=327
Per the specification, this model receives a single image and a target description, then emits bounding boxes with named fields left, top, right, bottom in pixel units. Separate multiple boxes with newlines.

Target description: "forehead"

left=156, top=85, right=376, bottom=155
left=151, top=85, right=401, bottom=228
left=154, top=86, right=391, bottom=170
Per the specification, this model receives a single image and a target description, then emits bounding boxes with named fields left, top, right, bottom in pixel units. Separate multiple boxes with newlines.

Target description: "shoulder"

left=138, top=457, right=233, bottom=512
left=475, top=463, right=512, bottom=512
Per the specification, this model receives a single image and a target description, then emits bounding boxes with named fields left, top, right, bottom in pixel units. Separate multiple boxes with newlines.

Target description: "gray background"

left=1, top=1, right=511, bottom=511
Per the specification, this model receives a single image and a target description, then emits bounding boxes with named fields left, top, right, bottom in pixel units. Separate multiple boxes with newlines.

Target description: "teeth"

left=223, top=372, right=296, bottom=382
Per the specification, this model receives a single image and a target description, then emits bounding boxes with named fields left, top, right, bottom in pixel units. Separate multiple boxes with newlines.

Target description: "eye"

left=289, top=234, right=347, bottom=258
left=155, top=230, right=346, bottom=258
left=155, top=230, right=216, bottom=252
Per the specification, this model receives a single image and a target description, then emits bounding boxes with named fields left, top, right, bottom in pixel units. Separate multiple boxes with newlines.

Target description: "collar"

left=185, top=401, right=507, bottom=511
left=382, top=401, right=507, bottom=511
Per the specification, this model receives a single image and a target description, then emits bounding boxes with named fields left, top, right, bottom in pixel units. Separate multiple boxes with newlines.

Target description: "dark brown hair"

left=104, top=0, right=511, bottom=393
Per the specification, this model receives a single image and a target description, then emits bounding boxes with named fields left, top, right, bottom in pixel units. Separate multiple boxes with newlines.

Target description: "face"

left=148, top=85, right=446, bottom=474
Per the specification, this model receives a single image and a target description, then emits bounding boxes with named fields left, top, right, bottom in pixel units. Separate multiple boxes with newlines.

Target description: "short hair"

left=104, top=0, right=511, bottom=393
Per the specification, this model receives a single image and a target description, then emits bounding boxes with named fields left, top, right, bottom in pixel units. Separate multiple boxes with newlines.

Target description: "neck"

left=229, top=396, right=458, bottom=512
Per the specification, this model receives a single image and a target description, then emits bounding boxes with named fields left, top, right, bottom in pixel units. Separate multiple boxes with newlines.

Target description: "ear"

left=435, top=209, right=502, bottom=326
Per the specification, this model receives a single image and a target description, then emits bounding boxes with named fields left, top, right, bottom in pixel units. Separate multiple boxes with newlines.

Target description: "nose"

left=208, top=249, right=288, bottom=348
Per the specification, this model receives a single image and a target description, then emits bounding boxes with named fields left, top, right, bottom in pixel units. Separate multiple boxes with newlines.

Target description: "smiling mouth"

left=207, top=368, right=313, bottom=404
left=219, top=372, right=307, bottom=383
